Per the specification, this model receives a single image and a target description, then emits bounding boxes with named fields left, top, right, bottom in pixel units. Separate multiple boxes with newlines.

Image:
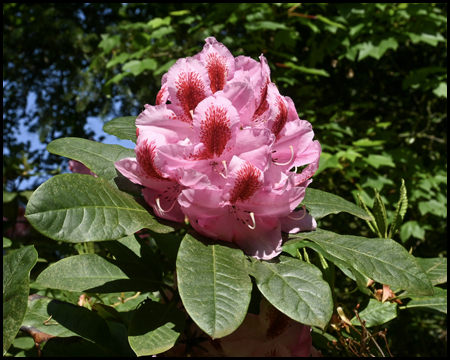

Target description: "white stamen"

left=248, top=212, right=256, bottom=230
left=288, top=205, right=307, bottom=220
left=156, top=198, right=177, bottom=213
left=274, top=146, right=294, bottom=166
left=219, top=160, right=228, bottom=178
left=189, top=110, right=194, bottom=118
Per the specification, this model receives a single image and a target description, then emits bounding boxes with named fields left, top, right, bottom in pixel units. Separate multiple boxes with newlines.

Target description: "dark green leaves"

left=405, top=287, right=447, bottom=314
left=350, top=299, right=397, bottom=327
left=416, top=257, right=447, bottom=286
left=250, top=255, right=333, bottom=329
left=103, top=116, right=137, bottom=143
left=176, top=232, right=252, bottom=339
left=128, top=301, right=185, bottom=356
left=287, top=229, right=433, bottom=296
left=36, top=254, right=161, bottom=293
left=25, top=174, right=175, bottom=242
left=301, top=188, right=373, bottom=221
left=3, top=246, right=38, bottom=354
left=47, top=138, right=135, bottom=185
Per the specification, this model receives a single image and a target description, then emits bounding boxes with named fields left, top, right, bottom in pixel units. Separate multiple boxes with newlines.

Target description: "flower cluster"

left=116, top=37, right=321, bottom=259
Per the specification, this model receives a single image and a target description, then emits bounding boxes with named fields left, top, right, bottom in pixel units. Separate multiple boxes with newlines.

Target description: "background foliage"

left=3, top=3, right=447, bottom=357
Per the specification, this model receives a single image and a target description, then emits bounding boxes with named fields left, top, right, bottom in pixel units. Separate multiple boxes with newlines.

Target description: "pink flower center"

left=197, top=104, right=232, bottom=159
left=229, top=163, right=262, bottom=204
left=136, top=140, right=166, bottom=180
left=205, top=53, right=228, bottom=93
left=175, top=71, right=207, bottom=124
left=271, top=96, right=288, bottom=141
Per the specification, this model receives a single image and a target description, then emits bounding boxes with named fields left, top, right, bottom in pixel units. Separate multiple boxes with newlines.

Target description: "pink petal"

left=215, top=81, right=255, bottom=125
left=166, top=57, right=212, bottom=124
left=142, top=186, right=185, bottom=222
left=280, top=208, right=317, bottom=234
left=251, top=55, right=271, bottom=123
left=69, top=160, right=97, bottom=177
left=266, top=83, right=289, bottom=141
left=194, top=37, right=235, bottom=93
left=136, top=104, right=193, bottom=144
left=294, top=140, right=322, bottom=186
left=192, top=96, right=240, bottom=159
left=231, top=128, right=274, bottom=172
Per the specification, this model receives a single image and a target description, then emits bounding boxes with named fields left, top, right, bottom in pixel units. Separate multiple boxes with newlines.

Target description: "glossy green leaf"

left=36, top=254, right=161, bottom=293
left=25, top=174, right=175, bottom=242
left=405, top=287, right=447, bottom=314
left=3, top=191, right=17, bottom=203
left=416, top=257, right=447, bottom=286
left=301, top=188, right=373, bottom=221
left=351, top=299, right=397, bottom=327
left=152, top=232, right=182, bottom=266
left=286, top=229, right=433, bottom=296
left=47, top=138, right=135, bottom=185
left=103, top=116, right=137, bottom=143
left=22, top=294, right=116, bottom=352
left=3, top=237, right=12, bottom=248
left=284, top=62, right=330, bottom=77
left=363, top=154, right=396, bottom=169
left=128, top=300, right=185, bottom=356
left=251, top=256, right=333, bottom=329
left=316, top=15, right=346, bottom=30
left=3, top=246, right=38, bottom=355
left=102, top=234, right=162, bottom=281
left=176, top=231, right=252, bottom=339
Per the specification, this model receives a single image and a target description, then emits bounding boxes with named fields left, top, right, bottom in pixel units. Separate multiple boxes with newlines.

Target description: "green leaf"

left=22, top=294, right=116, bottom=353
left=389, top=179, right=408, bottom=238
left=286, top=229, right=433, bottom=296
left=106, top=52, right=130, bottom=69
left=363, top=154, right=396, bottom=169
left=3, top=237, right=12, bottom=248
left=351, top=299, right=397, bottom=327
left=316, top=15, right=346, bottom=30
left=147, top=16, right=171, bottom=29
left=405, top=287, right=447, bottom=314
left=433, top=82, right=447, bottom=98
left=41, top=337, right=110, bottom=357
left=25, top=174, right=175, bottom=242
left=98, top=34, right=121, bottom=53
left=103, top=116, right=137, bottom=143
left=176, top=231, right=252, bottom=339
left=122, top=59, right=157, bottom=76
left=3, top=246, right=38, bottom=355
left=152, top=232, right=182, bottom=267
left=251, top=256, right=333, bottom=329
left=246, top=21, right=289, bottom=32
left=352, top=138, right=386, bottom=147
left=372, top=189, right=388, bottom=238
left=36, top=254, right=161, bottom=293
left=284, top=62, right=330, bottom=77
left=416, top=258, right=447, bottom=286
left=102, top=234, right=162, bottom=281
left=3, top=191, right=17, bottom=203
left=400, top=220, right=426, bottom=243
left=301, top=188, right=373, bottom=221
left=47, top=138, right=135, bottom=185
left=128, top=300, right=185, bottom=356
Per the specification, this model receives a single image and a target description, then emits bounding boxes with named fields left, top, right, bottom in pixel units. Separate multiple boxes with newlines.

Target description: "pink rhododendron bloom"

left=69, top=159, right=97, bottom=177
left=115, top=37, right=321, bottom=259
left=199, top=297, right=312, bottom=357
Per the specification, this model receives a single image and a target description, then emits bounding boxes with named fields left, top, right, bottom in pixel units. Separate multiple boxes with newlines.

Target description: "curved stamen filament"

left=219, top=160, right=228, bottom=178
left=274, top=146, right=294, bottom=166
left=288, top=205, right=307, bottom=220
left=156, top=197, right=177, bottom=213
left=248, top=212, right=256, bottom=230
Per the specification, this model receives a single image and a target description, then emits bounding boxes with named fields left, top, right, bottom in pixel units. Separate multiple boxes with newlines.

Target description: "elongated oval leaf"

left=251, top=255, right=333, bottom=329
left=287, top=229, right=433, bottom=296
left=22, top=294, right=114, bottom=349
left=405, top=287, right=447, bottom=314
left=25, top=174, right=175, bottom=242
left=176, top=231, right=252, bottom=339
left=47, top=138, right=135, bottom=184
left=36, top=254, right=161, bottom=293
left=128, top=301, right=185, bottom=356
left=350, top=299, right=397, bottom=327
left=416, top=257, right=447, bottom=286
left=103, top=116, right=137, bottom=143
left=3, top=246, right=38, bottom=354
left=302, top=188, right=373, bottom=221
left=372, top=190, right=387, bottom=238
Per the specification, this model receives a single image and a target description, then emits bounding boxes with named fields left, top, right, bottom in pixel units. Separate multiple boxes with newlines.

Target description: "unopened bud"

left=337, top=307, right=352, bottom=325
